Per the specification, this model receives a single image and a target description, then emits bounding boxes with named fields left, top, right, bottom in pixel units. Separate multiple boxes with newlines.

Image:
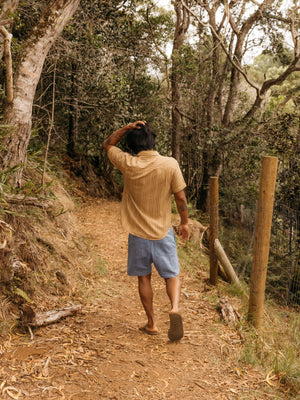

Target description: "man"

left=103, top=121, right=189, bottom=341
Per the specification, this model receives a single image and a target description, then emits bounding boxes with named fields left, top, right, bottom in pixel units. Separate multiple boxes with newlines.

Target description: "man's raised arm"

left=102, top=121, right=145, bottom=152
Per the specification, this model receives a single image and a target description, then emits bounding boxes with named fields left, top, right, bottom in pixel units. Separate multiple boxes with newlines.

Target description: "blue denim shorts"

left=127, top=227, right=180, bottom=279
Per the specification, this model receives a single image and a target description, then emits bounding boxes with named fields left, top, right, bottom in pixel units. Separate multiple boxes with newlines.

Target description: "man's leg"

left=165, top=276, right=181, bottom=313
left=165, top=275, right=183, bottom=341
left=138, top=274, right=158, bottom=334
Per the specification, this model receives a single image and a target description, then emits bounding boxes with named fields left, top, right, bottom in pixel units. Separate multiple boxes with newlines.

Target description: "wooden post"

left=214, top=239, right=241, bottom=287
left=209, top=177, right=219, bottom=285
left=248, top=156, right=278, bottom=329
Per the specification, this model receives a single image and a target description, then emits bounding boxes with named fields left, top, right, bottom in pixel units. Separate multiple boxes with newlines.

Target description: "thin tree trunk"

left=67, top=61, right=79, bottom=158
left=171, top=0, right=190, bottom=162
left=42, top=56, right=57, bottom=188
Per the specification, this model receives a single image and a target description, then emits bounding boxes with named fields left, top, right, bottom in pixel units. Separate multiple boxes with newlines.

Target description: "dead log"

left=20, top=304, right=81, bottom=327
left=218, top=297, right=240, bottom=324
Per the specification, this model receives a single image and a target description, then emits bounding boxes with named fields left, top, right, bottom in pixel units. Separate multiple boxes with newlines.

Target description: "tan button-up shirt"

left=107, top=147, right=186, bottom=240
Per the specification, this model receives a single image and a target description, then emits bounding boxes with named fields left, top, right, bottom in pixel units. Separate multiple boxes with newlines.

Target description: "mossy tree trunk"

left=0, top=0, right=80, bottom=185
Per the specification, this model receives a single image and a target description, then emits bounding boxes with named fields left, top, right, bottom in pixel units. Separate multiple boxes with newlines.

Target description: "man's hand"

left=174, top=190, right=190, bottom=243
left=129, top=120, right=146, bottom=129
left=178, top=223, right=190, bottom=243
left=102, top=120, right=146, bottom=152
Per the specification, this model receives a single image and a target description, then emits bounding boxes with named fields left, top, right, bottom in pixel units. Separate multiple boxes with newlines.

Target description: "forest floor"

left=0, top=198, right=289, bottom=400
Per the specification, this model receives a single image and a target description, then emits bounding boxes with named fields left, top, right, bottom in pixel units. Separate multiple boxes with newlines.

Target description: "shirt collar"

left=137, top=150, right=159, bottom=157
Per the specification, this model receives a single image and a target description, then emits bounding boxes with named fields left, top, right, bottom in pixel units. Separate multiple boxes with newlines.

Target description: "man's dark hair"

left=126, top=123, right=156, bottom=154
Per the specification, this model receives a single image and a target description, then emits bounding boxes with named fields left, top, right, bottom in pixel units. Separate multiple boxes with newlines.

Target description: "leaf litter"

left=0, top=199, right=288, bottom=399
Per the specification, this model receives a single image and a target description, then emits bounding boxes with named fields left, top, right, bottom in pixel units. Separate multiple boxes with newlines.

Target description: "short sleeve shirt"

left=107, top=147, right=186, bottom=240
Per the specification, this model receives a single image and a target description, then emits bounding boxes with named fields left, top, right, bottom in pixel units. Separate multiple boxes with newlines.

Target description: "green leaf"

left=14, top=288, right=33, bottom=303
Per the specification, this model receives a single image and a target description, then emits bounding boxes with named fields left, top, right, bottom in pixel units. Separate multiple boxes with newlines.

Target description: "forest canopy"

left=0, top=0, right=299, bottom=215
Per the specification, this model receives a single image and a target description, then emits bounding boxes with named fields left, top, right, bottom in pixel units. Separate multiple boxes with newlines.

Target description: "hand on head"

left=130, top=120, right=146, bottom=129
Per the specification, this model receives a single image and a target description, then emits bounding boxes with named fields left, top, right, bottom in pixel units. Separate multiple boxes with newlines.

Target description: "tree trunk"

left=0, top=0, right=80, bottom=184
left=171, top=0, right=190, bottom=162
left=205, top=4, right=221, bottom=130
left=67, top=61, right=79, bottom=158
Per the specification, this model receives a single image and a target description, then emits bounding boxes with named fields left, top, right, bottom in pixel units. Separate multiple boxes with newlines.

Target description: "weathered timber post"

left=209, top=177, right=219, bottom=285
left=214, top=239, right=241, bottom=287
left=248, top=156, right=278, bottom=329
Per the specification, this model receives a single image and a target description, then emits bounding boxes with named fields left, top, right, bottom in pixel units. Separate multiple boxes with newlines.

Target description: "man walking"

left=103, top=121, right=189, bottom=341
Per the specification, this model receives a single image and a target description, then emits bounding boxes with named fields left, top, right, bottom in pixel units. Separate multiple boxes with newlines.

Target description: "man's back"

left=107, top=147, right=186, bottom=239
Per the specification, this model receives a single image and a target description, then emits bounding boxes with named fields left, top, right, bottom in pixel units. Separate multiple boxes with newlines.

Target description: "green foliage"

left=271, top=314, right=300, bottom=394
left=0, top=164, right=23, bottom=199
left=32, top=0, right=173, bottom=166
left=3, top=0, right=298, bottom=311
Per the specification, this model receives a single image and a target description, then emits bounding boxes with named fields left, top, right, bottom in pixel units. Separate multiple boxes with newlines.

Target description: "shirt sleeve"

left=107, top=146, right=132, bottom=173
left=171, top=161, right=186, bottom=193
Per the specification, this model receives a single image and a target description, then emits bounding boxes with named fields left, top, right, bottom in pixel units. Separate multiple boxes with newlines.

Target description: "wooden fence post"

left=209, top=177, right=219, bottom=285
left=248, top=156, right=278, bottom=329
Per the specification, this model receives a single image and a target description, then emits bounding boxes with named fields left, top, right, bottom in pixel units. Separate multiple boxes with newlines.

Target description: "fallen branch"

left=20, top=304, right=81, bottom=327
left=0, top=218, right=14, bottom=231
left=218, top=297, right=241, bottom=324
left=3, top=194, right=51, bottom=208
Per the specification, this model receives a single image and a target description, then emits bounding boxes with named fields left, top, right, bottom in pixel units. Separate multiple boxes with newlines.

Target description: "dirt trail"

left=0, top=199, right=281, bottom=400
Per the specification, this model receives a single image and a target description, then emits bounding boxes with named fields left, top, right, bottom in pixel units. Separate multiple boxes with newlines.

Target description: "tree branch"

left=243, top=58, right=300, bottom=120
left=0, top=0, right=19, bottom=20
left=175, top=105, right=196, bottom=122
left=145, top=6, right=170, bottom=91
left=181, top=0, right=260, bottom=91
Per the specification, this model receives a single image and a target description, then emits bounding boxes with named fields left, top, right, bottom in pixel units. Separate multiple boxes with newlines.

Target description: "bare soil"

left=0, top=198, right=284, bottom=399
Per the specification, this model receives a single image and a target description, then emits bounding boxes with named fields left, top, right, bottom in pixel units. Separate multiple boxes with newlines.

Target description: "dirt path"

left=0, top=199, right=282, bottom=400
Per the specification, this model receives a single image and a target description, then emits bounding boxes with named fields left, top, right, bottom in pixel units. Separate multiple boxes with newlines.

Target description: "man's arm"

left=102, top=120, right=145, bottom=153
left=174, top=190, right=190, bottom=243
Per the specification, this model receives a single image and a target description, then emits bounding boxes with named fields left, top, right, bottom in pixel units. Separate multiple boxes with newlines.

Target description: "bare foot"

left=139, top=324, right=159, bottom=335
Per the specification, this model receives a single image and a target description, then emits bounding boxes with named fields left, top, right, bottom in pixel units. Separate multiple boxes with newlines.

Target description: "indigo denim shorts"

left=127, top=227, right=180, bottom=279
